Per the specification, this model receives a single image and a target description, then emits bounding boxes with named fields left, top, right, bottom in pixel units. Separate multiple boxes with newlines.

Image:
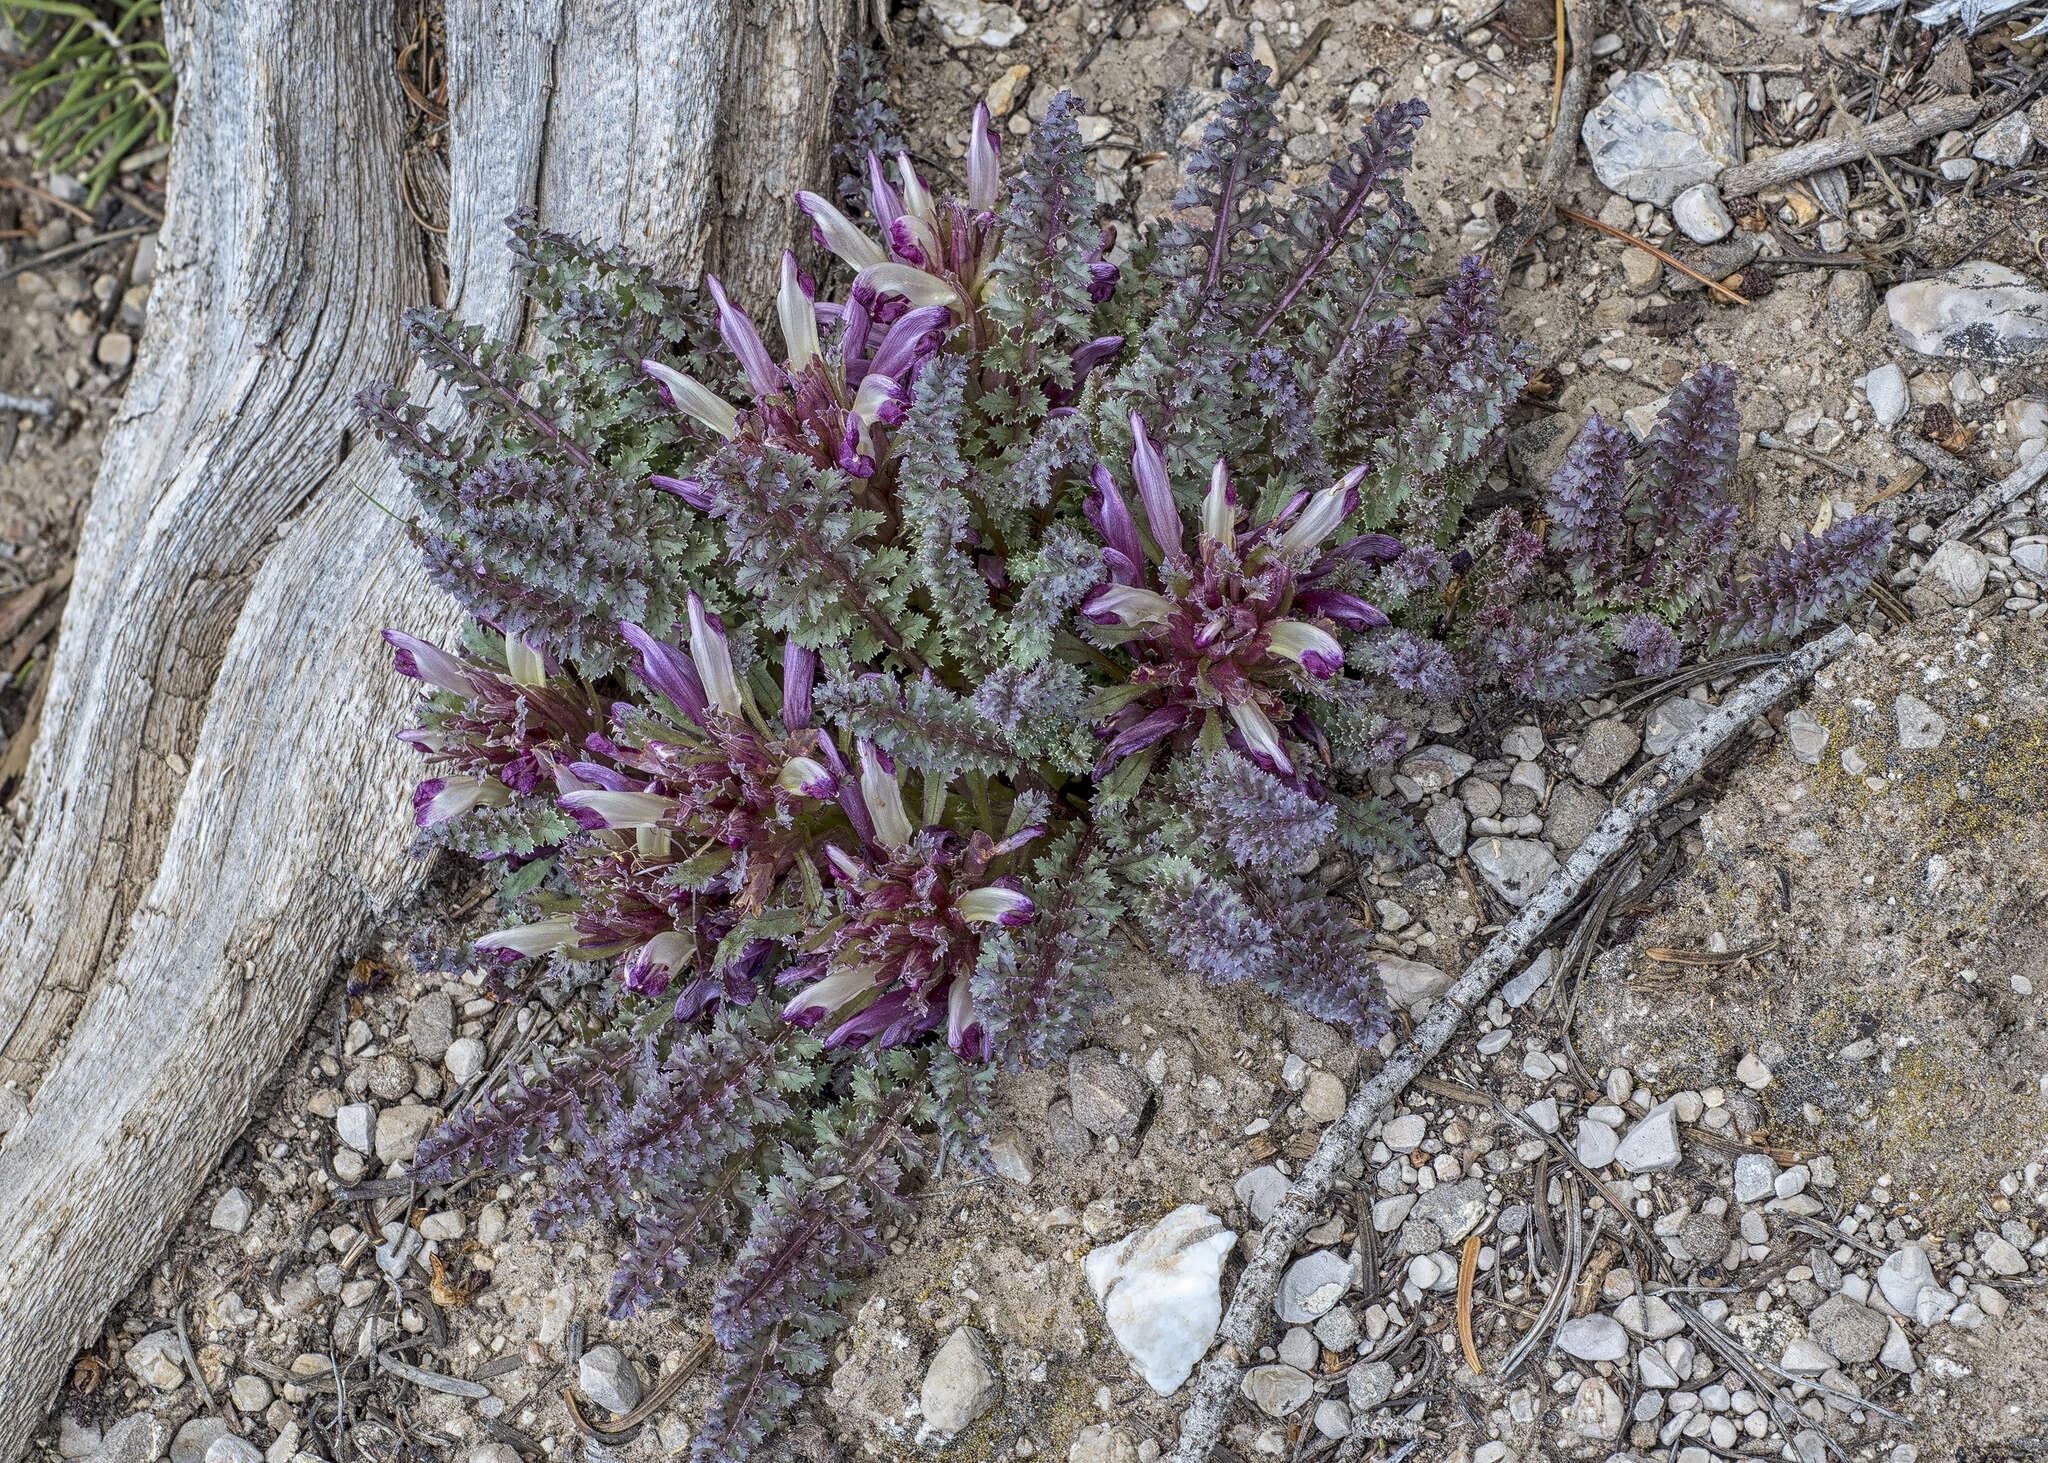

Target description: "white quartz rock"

left=1084, top=1204, right=1237, bottom=1395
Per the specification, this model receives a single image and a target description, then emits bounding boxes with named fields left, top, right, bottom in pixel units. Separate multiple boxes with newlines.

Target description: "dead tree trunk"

left=0, top=0, right=851, bottom=1452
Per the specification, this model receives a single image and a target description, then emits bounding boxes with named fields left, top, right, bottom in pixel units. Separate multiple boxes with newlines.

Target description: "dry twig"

left=1716, top=95, right=1981, bottom=196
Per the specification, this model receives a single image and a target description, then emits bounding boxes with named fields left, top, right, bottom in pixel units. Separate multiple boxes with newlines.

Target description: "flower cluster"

left=363, top=48, right=1887, bottom=1461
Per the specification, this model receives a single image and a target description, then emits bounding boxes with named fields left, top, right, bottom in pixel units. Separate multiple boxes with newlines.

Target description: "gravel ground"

left=19, top=0, right=2048, bottom=1461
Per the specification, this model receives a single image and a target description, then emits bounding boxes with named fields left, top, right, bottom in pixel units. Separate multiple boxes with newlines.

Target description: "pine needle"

left=1556, top=205, right=1752, bottom=306
left=1457, top=1234, right=1484, bottom=1374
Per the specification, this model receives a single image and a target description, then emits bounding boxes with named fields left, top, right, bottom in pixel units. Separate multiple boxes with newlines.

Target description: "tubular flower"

left=643, top=252, right=949, bottom=481
left=778, top=743, right=1039, bottom=1059
left=796, top=104, right=1007, bottom=328
left=1078, top=418, right=1391, bottom=778
left=386, top=627, right=600, bottom=818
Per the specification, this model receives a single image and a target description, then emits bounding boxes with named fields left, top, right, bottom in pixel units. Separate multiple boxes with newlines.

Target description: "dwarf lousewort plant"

left=360, top=50, right=1887, bottom=1457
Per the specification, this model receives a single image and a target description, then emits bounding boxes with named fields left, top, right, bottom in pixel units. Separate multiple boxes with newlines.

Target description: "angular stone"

left=920, top=1326, right=1000, bottom=1435
left=1972, top=111, right=2034, bottom=168
left=1314, top=1306, right=1360, bottom=1353
left=1235, top=1165, right=1291, bottom=1225
left=1582, top=61, right=1743, bottom=206
left=336, top=1102, right=376, bottom=1154
left=1425, top=798, right=1469, bottom=856
left=1502, top=948, right=1557, bottom=1008
left=1919, top=541, right=1988, bottom=607
left=1877, top=1246, right=1938, bottom=1314
left=1780, top=1339, right=1834, bottom=1374
left=1375, top=955, right=1454, bottom=1017
left=406, top=991, right=456, bottom=1062
left=989, top=1129, right=1034, bottom=1185
left=209, top=1186, right=253, bottom=1235
left=1979, top=1233, right=2028, bottom=1276
left=1567, top=1375, right=1625, bottom=1439
left=171, top=1420, right=230, bottom=1463
left=1733, top=1151, right=1778, bottom=1203
left=1400, top=743, right=1476, bottom=793
left=1067, top=1047, right=1148, bottom=1138
left=1412, top=1179, right=1489, bottom=1245
left=1347, top=1359, right=1395, bottom=1412
left=375, top=1103, right=438, bottom=1165
left=124, top=1330, right=186, bottom=1391
left=1084, top=1205, right=1236, bottom=1394
left=1615, top=1294, right=1684, bottom=1338
left=1543, top=781, right=1609, bottom=851
left=1809, top=1295, right=1887, bottom=1365
left=1615, top=1103, right=1681, bottom=1173
left=1469, top=837, right=1559, bottom=908
left=1276, top=1250, right=1352, bottom=1323
left=1576, top=1118, right=1620, bottom=1169
left=1783, top=709, right=1830, bottom=766
left=1895, top=693, right=1948, bottom=751
left=1557, top=1314, right=1630, bottom=1361
left=1886, top=261, right=2048, bottom=364
left=1863, top=363, right=1909, bottom=427
left=1672, top=182, right=1733, bottom=244
left=927, top=0, right=1028, bottom=48
left=1240, top=1364, right=1313, bottom=1417
left=1571, top=718, right=1641, bottom=786
left=1880, top=1320, right=1915, bottom=1371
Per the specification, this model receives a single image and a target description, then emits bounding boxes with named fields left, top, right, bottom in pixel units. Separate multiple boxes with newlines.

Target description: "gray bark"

left=0, top=0, right=849, bottom=1453
left=1714, top=95, right=1980, bottom=197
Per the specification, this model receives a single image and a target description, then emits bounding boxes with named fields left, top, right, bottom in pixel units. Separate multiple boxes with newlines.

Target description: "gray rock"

left=1372, top=1193, right=1417, bottom=1231
left=1067, top=1047, right=1148, bottom=1138
left=1234, top=1164, right=1290, bottom=1224
left=1277, top=1249, right=1352, bottom=1323
left=578, top=1344, right=644, bottom=1415
left=1886, top=261, right=2048, bottom=364
left=1398, top=1217, right=1445, bottom=1256
left=1084, top=1204, right=1236, bottom=1394
left=989, top=1129, right=1034, bottom=1185
left=1399, top=743, right=1475, bottom=793
left=1895, top=693, right=1948, bottom=751
left=1978, top=1233, right=2028, bottom=1276
left=375, top=1103, right=438, bottom=1165
left=1733, top=1151, right=1779, bottom=1203
left=1523, top=1096, right=1560, bottom=1134
left=227, top=1373, right=272, bottom=1412
left=1972, top=111, right=2034, bottom=168
left=201, top=1442, right=260, bottom=1463
left=1878, top=1245, right=1938, bottom=1314
left=123, top=1330, right=185, bottom=1390
left=1567, top=1374, right=1625, bottom=1440
left=1616, top=1103, right=1681, bottom=1173
left=1277, top=1325, right=1319, bottom=1370
left=927, top=0, right=1027, bottom=48
left=1784, top=709, right=1830, bottom=766
left=1301, top=1069, right=1346, bottom=1124
left=336, top=1101, right=376, bottom=1154
left=1047, top=1097, right=1092, bottom=1159
left=1502, top=948, right=1557, bottom=1008
left=2014, top=541, right=2048, bottom=587
left=1582, top=61, right=1743, bottom=206
left=1809, top=1295, right=1887, bottom=1365
left=1067, top=1426, right=1139, bottom=1463
left=406, top=990, right=456, bottom=1062
left=1780, top=1339, right=1834, bottom=1374
left=1880, top=1320, right=1916, bottom=1371
left=1412, top=1178, right=1489, bottom=1244
left=169, top=1420, right=230, bottom=1463
left=1380, top=1114, right=1426, bottom=1151
left=1240, top=1363, right=1313, bottom=1417
left=1556, top=1313, right=1630, bottom=1361
left=1639, top=1347, right=1681, bottom=1388
left=1469, top=837, right=1559, bottom=908
left=94, top=1415, right=170, bottom=1463
left=1571, top=718, right=1641, bottom=786
left=1375, top=955, right=1454, bottom=1016
left=1679, top=1214, right=1731, bottom=1266
left=1313, top=1399, right=1351, bottom=1440
left=1576, top=1118, right=1619, bottom=1168
left=443, top=1035, right=486, bottom=1085
left=920, top=1326, right=1000, bottom=1435
left=1864, top=363, right=1909, bottom=428
left=57, top=1416, right=101, bottom=1460
left=209, top=1186, right=253, bottom=1235
left=1347, top=1359, right=1395, bottom=1412
left=1543, top=781, right=1609, bottom=851
left=1615, top=1295, right=1684, bottom=1338
left=1313, top=1305, right=1360, bottom=1352
left=1424, top=799, right=1469, bottom=857
left=1824, top=268, right=1878, bottom=342
left=1919, top=540, right=1988, bottom=606
left=465, top=1449, right=522, bottom=1463
left=1645, top=697, right=1710, bottom=755
left=1672, top=182, right=1733, bottom=244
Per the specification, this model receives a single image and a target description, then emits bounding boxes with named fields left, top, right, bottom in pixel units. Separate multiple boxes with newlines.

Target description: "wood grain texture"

left=0, top=0, right=850, bottom=1452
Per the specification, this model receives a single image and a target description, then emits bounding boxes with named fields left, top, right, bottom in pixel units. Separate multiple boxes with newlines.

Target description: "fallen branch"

left=1933, top=448, right=2048, bottom=542
left=1485, top=0, right=1591, bottom=272
left=1715, top=95, right=1981, bottom=197
left=1167, top=622, right=1857, bottom=1463
left=1892, top=431, right=1980, bottom=488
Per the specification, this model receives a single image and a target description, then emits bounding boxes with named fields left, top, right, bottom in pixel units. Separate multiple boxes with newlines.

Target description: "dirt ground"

left=9, top=0, right=2048, bottom=1461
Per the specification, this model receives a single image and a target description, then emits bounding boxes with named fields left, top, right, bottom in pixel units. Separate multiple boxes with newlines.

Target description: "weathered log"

left=0, top=0, right=850, bottom=1453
